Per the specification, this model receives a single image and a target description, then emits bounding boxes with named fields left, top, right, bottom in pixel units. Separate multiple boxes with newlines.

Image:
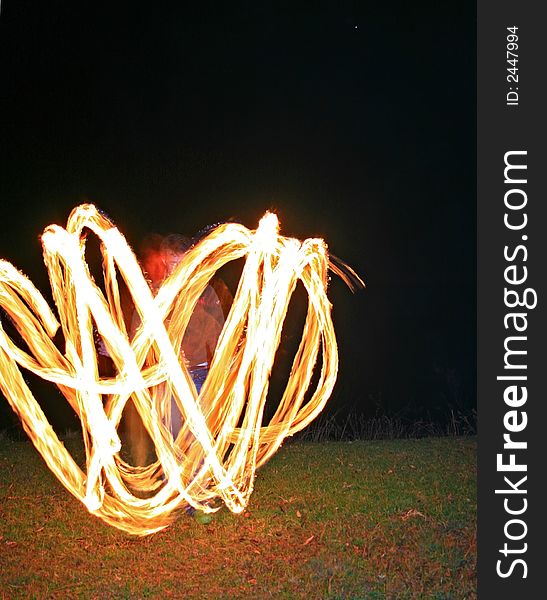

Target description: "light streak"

left=0, top=204, right=360, bottom=535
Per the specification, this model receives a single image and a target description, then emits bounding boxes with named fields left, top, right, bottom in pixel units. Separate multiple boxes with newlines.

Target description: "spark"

left=0, top=204, right=360, bottom=535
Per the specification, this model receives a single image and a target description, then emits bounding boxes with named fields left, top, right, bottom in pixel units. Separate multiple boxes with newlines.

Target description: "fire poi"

left=0, top=204, right=360, bottom=535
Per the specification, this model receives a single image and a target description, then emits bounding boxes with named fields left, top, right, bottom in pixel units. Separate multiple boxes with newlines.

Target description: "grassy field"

left=0, top=436, right=476, bottom=599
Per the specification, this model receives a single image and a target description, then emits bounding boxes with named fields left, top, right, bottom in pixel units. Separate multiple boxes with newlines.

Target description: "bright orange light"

left=0, top=204, right=360, bottom=535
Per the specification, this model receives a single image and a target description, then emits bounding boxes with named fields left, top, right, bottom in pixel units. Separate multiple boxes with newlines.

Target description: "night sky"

left=0, top=1, right=476, bottom=432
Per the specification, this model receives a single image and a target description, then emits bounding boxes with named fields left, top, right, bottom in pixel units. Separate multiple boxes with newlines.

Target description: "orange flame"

left=0, top=205, right=357, bottom=535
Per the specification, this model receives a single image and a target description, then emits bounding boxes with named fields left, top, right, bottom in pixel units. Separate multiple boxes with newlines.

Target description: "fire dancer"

left=158, top=233, right=226, bottom=433
left=126, top=231, right=229, bottom=464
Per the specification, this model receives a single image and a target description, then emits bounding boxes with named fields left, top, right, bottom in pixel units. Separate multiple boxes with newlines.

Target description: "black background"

left=0, top=1, right=476, bottom=434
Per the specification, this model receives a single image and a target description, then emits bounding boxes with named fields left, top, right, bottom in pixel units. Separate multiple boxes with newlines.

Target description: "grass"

left=294, top=410, right=477, bottom=442
left=0, top=436, right=476, bottom=599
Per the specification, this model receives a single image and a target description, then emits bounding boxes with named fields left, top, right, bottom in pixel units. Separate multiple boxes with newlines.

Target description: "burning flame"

left=0, top=204, right=358, bottom=535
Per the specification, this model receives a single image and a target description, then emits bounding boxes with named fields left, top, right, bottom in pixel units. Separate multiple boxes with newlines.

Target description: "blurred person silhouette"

left=126, top=230, right=231, bottom=466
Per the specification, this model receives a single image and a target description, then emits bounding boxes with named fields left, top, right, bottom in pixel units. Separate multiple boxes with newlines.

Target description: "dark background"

left=0, top=1, right=476, bottom=435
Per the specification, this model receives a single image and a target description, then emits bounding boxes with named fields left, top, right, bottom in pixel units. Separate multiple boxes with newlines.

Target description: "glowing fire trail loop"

left=0, top=204, right=359, bottom=535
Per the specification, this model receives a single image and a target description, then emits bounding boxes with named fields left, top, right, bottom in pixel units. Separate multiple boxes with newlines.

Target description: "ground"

left=0, top=436, right=476, bottom=599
